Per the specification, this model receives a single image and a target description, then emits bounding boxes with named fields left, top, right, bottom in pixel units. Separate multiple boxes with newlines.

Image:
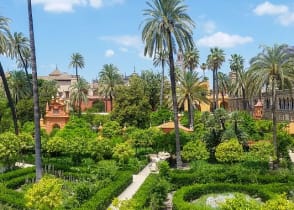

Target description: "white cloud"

left=253, top=1, right=294, bottom=26
left=253, top=1, right=288, bottom=16
left=99, top=35, right=142, bottom=49
left=197, top=32, right=253, bottom=48
left=32, top=0, right=123, bottom=13
left=202, top=21, right=216, bottom=34
left=105, top=49, right=114, bottom=57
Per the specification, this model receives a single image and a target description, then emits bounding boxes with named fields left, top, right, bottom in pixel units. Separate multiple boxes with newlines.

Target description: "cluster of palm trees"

left=141, top=0, right=294, bottom=166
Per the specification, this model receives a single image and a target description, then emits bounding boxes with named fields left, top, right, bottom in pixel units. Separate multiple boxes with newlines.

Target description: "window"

left=53, top=109, right=59, bottom=114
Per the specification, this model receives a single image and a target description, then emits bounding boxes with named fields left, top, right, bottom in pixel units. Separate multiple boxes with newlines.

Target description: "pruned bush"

left=215, top=138, right=243, bottom=163
left=182, top=140, right=209, bottom=162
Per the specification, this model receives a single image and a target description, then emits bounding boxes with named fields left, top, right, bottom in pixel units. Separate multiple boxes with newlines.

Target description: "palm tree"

left=69, top=52, right=84, bottom=81
left=0, top=16, right=19, bottom=135
left=98, top=64, right=122, bottom=111
left=28, top=0, right=42, bottom=181
left=207, top=47, right=225, bottom=111
left=153, top=50, right=168, bottom=107
left=9, top=32, right=31, bottom=84
left=200, top=62, right=207, bottom=78
left=217, top=72, right=230, bottom=109
left=249, top=44, right=294, bottom=161
left=8, top=70, right=31, bottom=104
left=178, top=71, right=209, bottom=129
left=70, top=78, right=89, bottom=116
left=142, top=0, right=195, bottom=168
left=229, top=54, right=248, bottom=110
left=183, top=47, right=200, bottom=72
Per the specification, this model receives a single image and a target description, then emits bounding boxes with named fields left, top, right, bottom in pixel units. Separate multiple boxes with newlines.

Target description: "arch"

left=283, top=98, right=286, bottom=110
left=52, top=124, right=61, bottom=129
left=287, top=97, right=290, bottom=110
left=92, top=100, right=105, bottom=112
left=292, top=98, right=294, bottom=110
left=220, top=101, right=229, bottom=110
left=279, top=98, right=282, bottom=110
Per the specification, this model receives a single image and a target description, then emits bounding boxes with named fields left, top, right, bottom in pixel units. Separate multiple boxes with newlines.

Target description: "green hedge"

left=173, top=183, right=289, bottom=210
left=0, top=184, right=26, bottom=209
left=75, top=171, right=133, bottom=210
left=170, top=169, right=294, bottom=188
left=131, top=174, right=158, bottom=209
left=0, top=167, right=35, bottom=182
left=4, top=173, right=35, bottom=189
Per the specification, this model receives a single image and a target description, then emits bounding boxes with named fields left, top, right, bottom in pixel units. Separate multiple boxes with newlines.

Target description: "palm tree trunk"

left=75, top=66, right=78, bottom=82
left=28, top=0, right=42, bottom=181
left=167, top=30, right=182, bottom=168
left=215, top=69, right=219, bottom=109
left=0, top=62, right=19, bottom=135
left=110, top=94, right=113, bottom=111
left=159, top=62, right=164, bottom=107
left=242, top=87, right=247, bottom=110
left=188, top=96, right=194, bottom=129
left=212, top=70, right=216, bottom=111
left=272, top=78, right=278, bottom=161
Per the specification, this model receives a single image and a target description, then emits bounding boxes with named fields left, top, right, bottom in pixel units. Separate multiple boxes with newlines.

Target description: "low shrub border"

left=0, top=184, right=25, bottom=209
left=4, top=173, right=35, bottom=189
left=173, top=183, right=290, bottom=210
left=0, top=167, right=35, bottom=182
left=75, top=171, right=133, bottom=210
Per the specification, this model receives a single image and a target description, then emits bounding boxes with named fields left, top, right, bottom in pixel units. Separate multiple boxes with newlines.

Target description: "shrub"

left=262, top=193, right=294, bottom=210
left=215, top=138, right=243, bottom=163
left=0, top=184, right=25, bottom=209
left=182, top=140, right=209, bottom=162
left=158, top=160, right=170, bottom=178
left=25, top=175, right=65, bottom=210
left=248, top=141, right=274, bottom=161
left=221, top=193, right=261, bottom=210
left=102, top=121, right=122, bottom=138
left=112, top=142, right=135, bottom=164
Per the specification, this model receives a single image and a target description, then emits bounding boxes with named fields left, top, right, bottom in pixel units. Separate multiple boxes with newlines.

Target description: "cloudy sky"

left=1, top=0, right=294, bottom=82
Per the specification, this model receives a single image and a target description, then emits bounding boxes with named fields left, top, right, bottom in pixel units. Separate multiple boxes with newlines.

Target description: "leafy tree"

left=182, top=140, right=209, bottom=162
left=249, top=44, right=294, bottom=160
left=98, top=64, right=123, bottom=111
left=247, top=141, right=274, bottom=162
left=102, top=121, right=122, bottom=138
left=0, top=132, right=20, bottom=168
left=16, top=98, right=33, bottom=125
left=153, top=50, right=169, bottom=107
left=141, top=70, right=161, bottom=111
left=215, top=138, right=243, bottom=163
left=25, top=176, right=64, bottom=210
left=150, top=107, right=173, bottom=126
left=69, top=52, right=85, bottom=81
left=38, top=79, right=58, bottom=115
left=207, top=47, right=225, bottom=110
left=142, top=0, right=195, bottom=168
left=112, top=75, right=151, bottom=128
left=70, top=78, right=89, bottom=116
left=112, top=142, right=135, bottom=164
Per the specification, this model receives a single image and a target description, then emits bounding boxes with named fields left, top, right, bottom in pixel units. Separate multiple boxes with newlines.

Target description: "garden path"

left=289, top=150, right=294, bottom=163
left=108, top=162, right=152, bottom=209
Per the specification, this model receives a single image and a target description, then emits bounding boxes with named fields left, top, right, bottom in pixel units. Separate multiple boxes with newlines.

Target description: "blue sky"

left=1, top=0, right=294, bottom=83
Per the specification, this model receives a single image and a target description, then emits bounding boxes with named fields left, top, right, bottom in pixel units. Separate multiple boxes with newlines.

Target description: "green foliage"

left=0, top=184, right=26, bottom=209
left=0, top=132, right=21, bottom=168
left=247, top=141, right=274, bottom=162
left=112, top=142, right=135, bottom=164
left=182, top=140, right=209, bottom=162
left=221, top=193, right=261, bottom=210
left=16, top=98, right=33, bottom=125
left=102, top=121, right=121, bottom=138
left=0, top=99, right=14, bottom=133
left=261, top=193, right=294, bottom=210
left=111, top=75, right=151, bottom=128
left=158, top=160, right=170, bottom=178
left=25, top=175, right=65, bottom=210
left=215, top=138, right=243, bottom=163
left=18, top=132, right=34, bottom=152
left=277, top=131, right=294, bottom=158
left=150, top=107, right=173, bottom=126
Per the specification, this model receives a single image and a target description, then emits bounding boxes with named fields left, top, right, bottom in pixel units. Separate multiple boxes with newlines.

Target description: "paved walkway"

left=289, top=150, right=294, bottom=163
left=108, top=162, right=152, bottom=209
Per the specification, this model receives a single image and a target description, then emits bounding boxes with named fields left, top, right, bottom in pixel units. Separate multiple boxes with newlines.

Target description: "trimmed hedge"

left=131, top=174, right=158, bottom=209
left=173, top=183, right=289, bottom=210
left=75, top=171, right=133, bottom=210
left=5, top=173, right=35, bottom=189
left=0, top=167, right=35, bottom=182
left=0, top=184, right=26, bottom=209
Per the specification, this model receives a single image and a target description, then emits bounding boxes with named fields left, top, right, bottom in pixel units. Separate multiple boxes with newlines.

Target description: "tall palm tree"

left=70, top=78, right=89, bottom=116
left=153, top=50, right=168, bottom=107
left=28, top=0, right=42, bottom=181
left=9, top=32, right=31, bottom=84
left=249, top=44, right=294, bottom=161
left=8, top=70, right=31, bottom=104
left=69, top=52, right=84, bottom=81
left=99, top=64, right=122, bottom=111
left=183, top=47, right=200, bottom=72
left=0, top=16, right=19, bottom=135
left=217, top=72, right=230, bottom=109
left=142, top=0, right=195, bottom=168
left=200, top=62, right=207, bottom=78
left=229, top=54, right=248, bottom=110
left=207, top=47, right=225, bottom=111
left=178, top=71, right=209, bottom=129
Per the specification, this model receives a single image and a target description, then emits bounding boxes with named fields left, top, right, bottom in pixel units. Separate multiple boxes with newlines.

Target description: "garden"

left=0, top=108, right=294, bottom=209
